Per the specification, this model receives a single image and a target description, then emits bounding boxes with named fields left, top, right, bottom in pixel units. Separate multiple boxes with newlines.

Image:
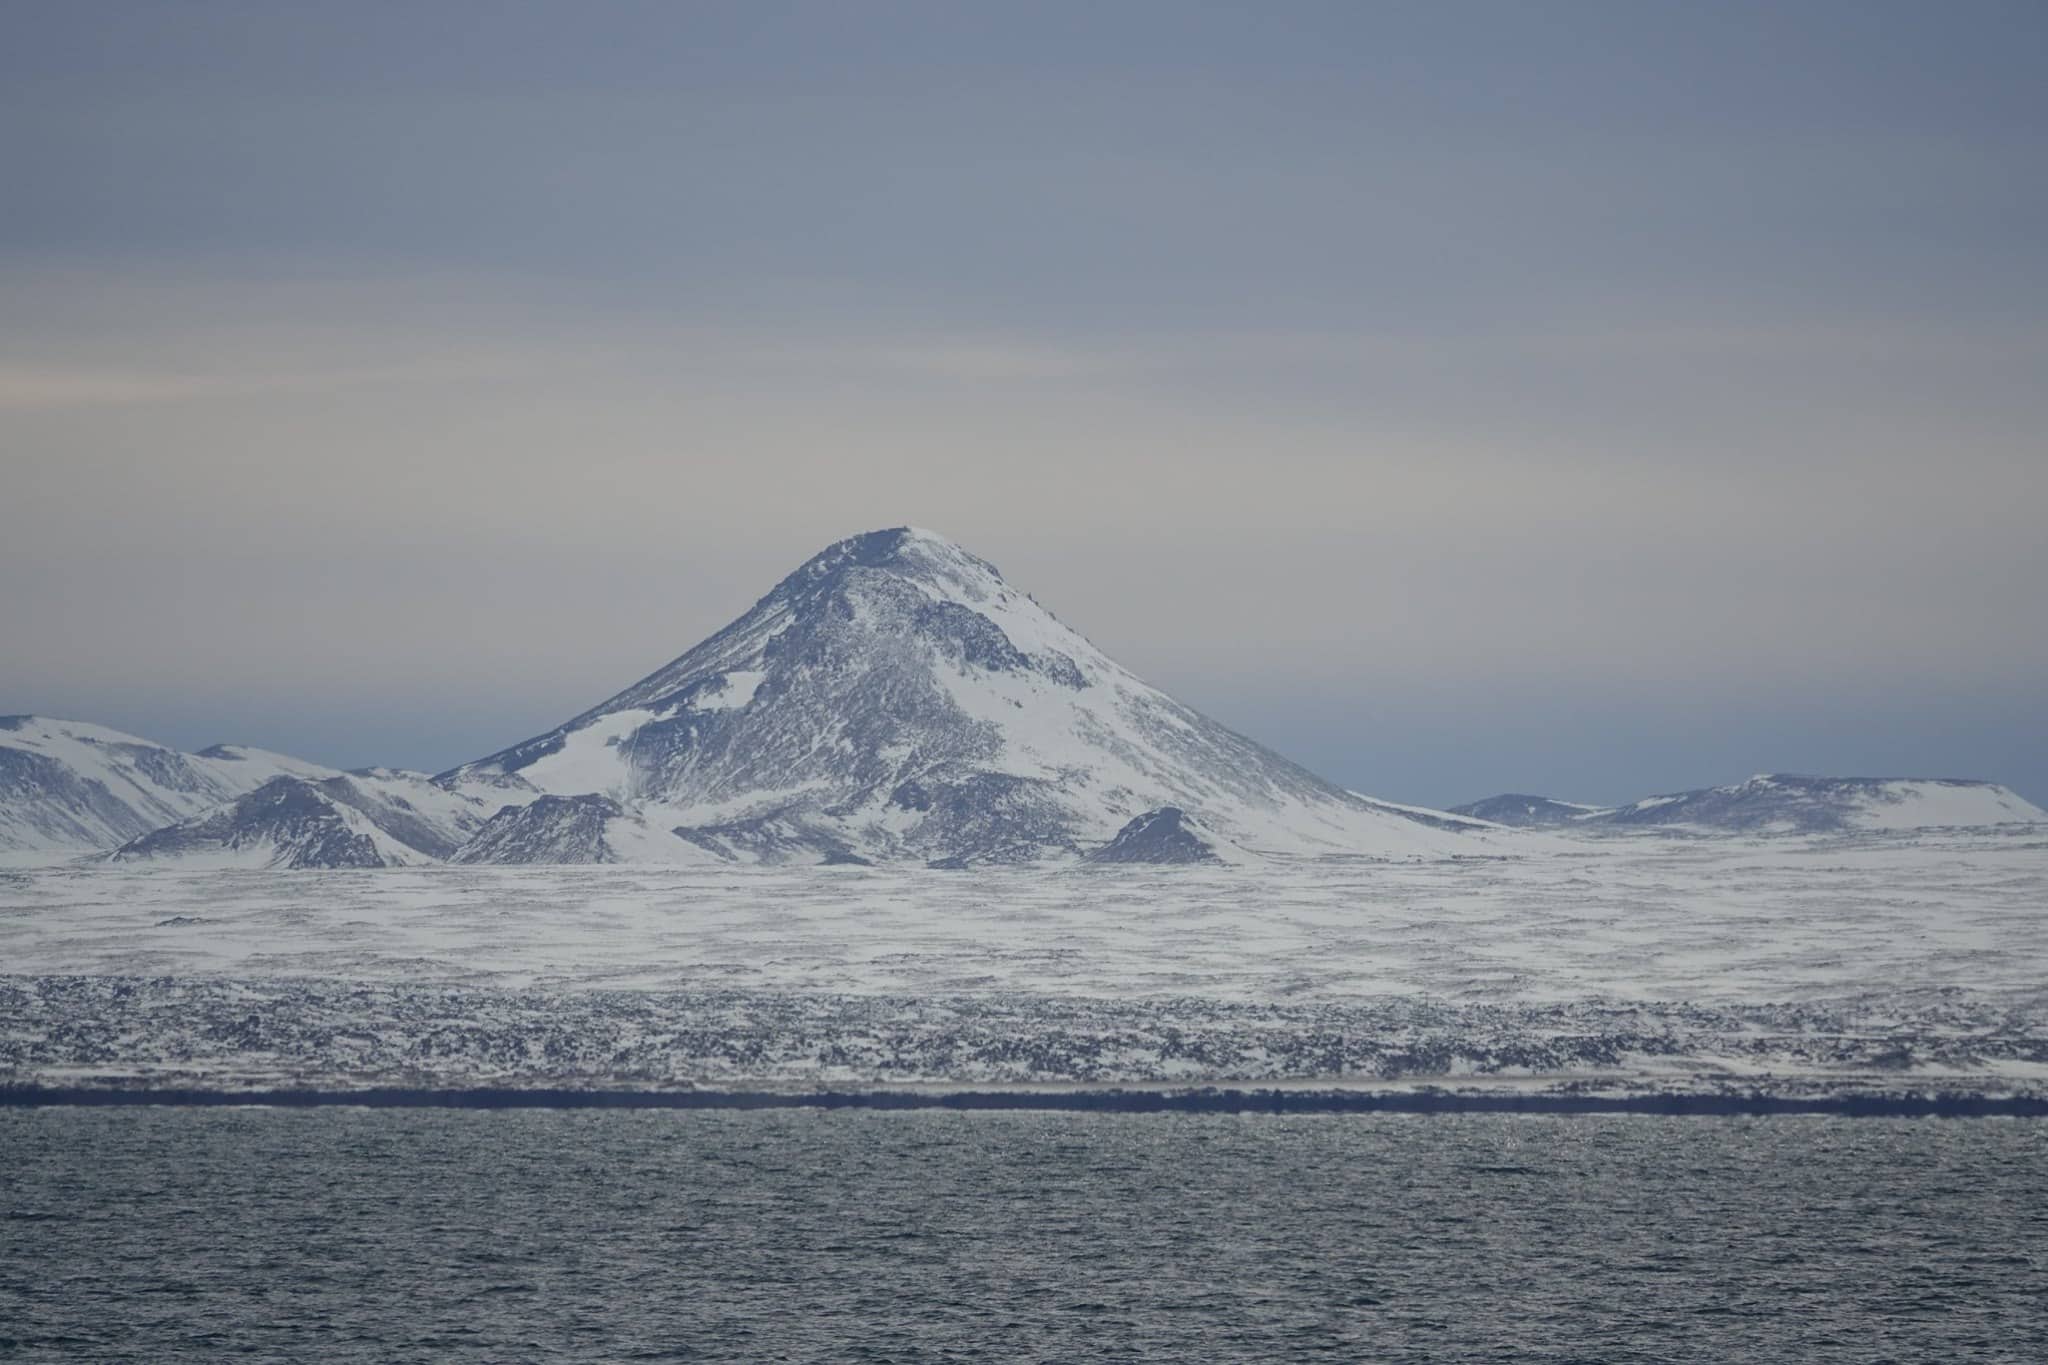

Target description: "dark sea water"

left=3, top=1110, right=2044, bottom=1362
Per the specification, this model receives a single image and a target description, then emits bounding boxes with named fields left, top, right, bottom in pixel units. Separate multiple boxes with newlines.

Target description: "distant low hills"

left=1451, top=774, right=2046, bottom=834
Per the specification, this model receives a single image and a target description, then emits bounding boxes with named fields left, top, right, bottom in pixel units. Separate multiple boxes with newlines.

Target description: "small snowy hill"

left=112, top=778, right=430, bottom=869
left=1600, top=775, right=2046, bottom=834
left=443, top=527, right=1487, bottom=865
left=0, top=716, right=335, bottom=863
left=445, top=794, right=709, bottom=867
left=1084, top=807, right=1229, bottom=864
left=1454, top=775, right=2046, bottom=835
left=111, top=770, right=494, bottom=869
left=1447, top=794, right=1604, bottom=828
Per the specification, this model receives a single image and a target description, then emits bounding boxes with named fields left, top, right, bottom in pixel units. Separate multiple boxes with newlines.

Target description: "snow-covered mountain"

left=37, top=530, right=2033, bottom=869
left=1454, top=775, right=2046, bottom=834
left=0, top=716, right=335, bottom=863
left=442, top=527, right=1486, bottom=865
left=110, top=769, right=493, bottom=869
left=0, top=716, right=498, bottom=868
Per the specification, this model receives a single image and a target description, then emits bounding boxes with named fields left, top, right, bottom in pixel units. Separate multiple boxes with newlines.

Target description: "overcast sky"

left=5, top=1, right=2045, bottom=807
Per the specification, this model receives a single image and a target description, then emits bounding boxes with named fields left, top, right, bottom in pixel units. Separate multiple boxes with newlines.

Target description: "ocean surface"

left=3, top=1110, right=2043, bottom=1362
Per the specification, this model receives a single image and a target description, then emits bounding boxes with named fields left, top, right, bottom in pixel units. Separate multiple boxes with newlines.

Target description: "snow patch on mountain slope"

left=692, top=671, right=767, bottom=712
left=320, top=770, right=497, bottom=858
left=191, top=743, right=343, bottom=789
left=516, top=709, right=662, bottom=800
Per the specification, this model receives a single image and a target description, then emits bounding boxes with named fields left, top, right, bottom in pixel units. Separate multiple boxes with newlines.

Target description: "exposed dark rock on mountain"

left=1447, top=794, right=1600, bottom=827
left=1087, top=807, right=1220, bottom=864
left=109, top=770, right=489, bottom=869
left=449, top=795, right=631, bottom=865
left=114, top=778, right=397, bottom=868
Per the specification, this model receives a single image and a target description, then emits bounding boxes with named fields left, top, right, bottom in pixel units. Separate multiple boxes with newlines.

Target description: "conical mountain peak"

left=769, top=527, right=1012, bottom=610
left=439, top=528, right=1486, bottom=865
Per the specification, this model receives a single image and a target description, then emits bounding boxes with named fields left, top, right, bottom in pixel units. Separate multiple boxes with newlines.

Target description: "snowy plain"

left=4, top=823, right=2045, bottom=1098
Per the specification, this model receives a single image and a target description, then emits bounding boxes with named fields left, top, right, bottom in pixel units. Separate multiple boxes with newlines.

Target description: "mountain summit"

left=442, top=527, right=1484, bottom=864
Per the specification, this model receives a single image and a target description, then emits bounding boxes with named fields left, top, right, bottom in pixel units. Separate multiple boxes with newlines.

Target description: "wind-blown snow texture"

left=4, top=826, right=2044, bottom=1098
left=440, top=527, right=1483, bottom=866
left=1454, top=775, right=2045, bottom=833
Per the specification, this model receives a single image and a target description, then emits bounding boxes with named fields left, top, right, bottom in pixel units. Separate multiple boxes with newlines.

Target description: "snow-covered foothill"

left=1457, top=775, right=2046, bottom=834
left=0, top=716, right=340, bottom=863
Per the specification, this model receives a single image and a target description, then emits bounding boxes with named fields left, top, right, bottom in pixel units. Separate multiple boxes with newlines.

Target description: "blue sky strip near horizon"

left=4, top=1, right=2044, bottom=807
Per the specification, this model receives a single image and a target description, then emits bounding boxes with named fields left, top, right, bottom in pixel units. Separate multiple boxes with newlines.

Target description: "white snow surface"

left=3, top=825, right=2044, bottom=1095
left=691, top=671, right=767, bottom=712
left=515, top=709, right=662, bottom=800
left=9, top=826, right=2038, bottom=1003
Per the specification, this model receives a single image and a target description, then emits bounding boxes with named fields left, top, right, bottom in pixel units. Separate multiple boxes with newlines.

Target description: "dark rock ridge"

left=110, top=770, right=490, bottom=869
left=115, top=778, right=396, bottom=868
left=1086, top=808, right=1220, bottom=864
left=450, top=795, right=626, bottom=866
left=1447, top=794, right=1600, bottom=827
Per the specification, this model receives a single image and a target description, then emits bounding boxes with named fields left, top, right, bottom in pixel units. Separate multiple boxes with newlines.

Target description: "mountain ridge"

left=0, top=715, right=339, bottom=862
left=1452, top=774, right=2046, bottom=833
